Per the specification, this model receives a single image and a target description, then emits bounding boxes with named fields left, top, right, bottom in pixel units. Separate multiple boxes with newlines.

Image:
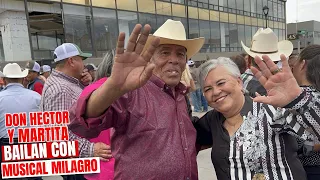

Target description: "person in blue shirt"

left=0, top=63, right=42, bottom=180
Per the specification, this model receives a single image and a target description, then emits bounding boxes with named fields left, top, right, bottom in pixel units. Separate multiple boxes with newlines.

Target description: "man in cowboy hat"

left=241, top=28, right=293, bottom=97
left=0, top=63, right=42, bottom=179
left=68, top=19, right=204, bottom=179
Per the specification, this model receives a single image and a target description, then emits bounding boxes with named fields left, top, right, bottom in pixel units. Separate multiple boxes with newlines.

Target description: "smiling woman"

left=192, top=57, right=320, bottom=180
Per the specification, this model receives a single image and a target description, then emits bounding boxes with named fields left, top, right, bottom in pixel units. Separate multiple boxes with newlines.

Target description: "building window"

left=28, top=1, right=63, bottom=60
left=238, top=24, right=245, bottom=47
left=268, top=1, right=273, bottom=17
left=229, top=14, right=236, bottom=24
left=256, top=0, right=262, bottom=15
left=244, top=0, right=250, bottom=13
left=189, top=19, right=199, bottom=38
left=219, top=0, right=226, bottom=11
left=209, top=0, right=218, bottom=6
left=92, top=8, right=118, bottom=58
left=199, top=20, right=210, bottom=53
left=210, top=10, right=219, bottom=21
left=229, top=24, right=238, bottom=50
left=92, top=0, right=115, bottom=8
left=210, top=21, right=220, bottom=52
left=172, top=3, right=186, bottom=17
left=63, top=4, right=93, bottom=55
left=245, top=25, right=252, bottom=46
left=117, top=11, right=138, bottom=48
left=220, top=22, right=229, bottom=52
left=63, top=0, right=91, bottom=6
left=236, top=0, right=244, bottom=11
left=139, top=13, right=157, bottom=34
left=273, top=2, right=278, bottom=19
left=228, top=0, right=236, bottom=9
left=198, top=0, right=209, bottom=9
left=156, top=1, right=172, bottom=16
left=278, top=3, right=282, bottom=19
left=117, top=0, right=137, bottom=11
left=188, top=6, right=198, bottom=19
left=199, top=9, right=210, bottom=20
left=251, top=0, right=256, bottom=14
left=188, top=0, right=198, bottom=7
left=220, top=12, right=228, bottom=23
left=172, top=0, right=185, bottom=4
left=137, top=0, right=156, bottom=14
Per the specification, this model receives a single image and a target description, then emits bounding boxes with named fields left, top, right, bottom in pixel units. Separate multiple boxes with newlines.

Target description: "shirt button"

left=186, top=177, right=190, bottom=180
left=184, top=147, right=188, bottom=151
left=179, top=121, right=183, bottom=125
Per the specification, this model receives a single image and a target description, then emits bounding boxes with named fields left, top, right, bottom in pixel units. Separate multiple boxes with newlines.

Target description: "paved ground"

left=43, top=111, right=217, bottom=180
left=193, top=111, right=217, bottom=180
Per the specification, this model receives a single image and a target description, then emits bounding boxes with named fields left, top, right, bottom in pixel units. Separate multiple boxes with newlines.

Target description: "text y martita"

left=5, top=111, right=70, bottom=143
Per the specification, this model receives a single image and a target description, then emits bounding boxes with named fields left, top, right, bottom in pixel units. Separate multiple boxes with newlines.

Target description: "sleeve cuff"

left=284, top=88, right=308, bottom=110
left=68, top=92, right=107, bottom=138
left=76, top=92, right=108, bottom=129
left=89, top=142, right=95, bottom=157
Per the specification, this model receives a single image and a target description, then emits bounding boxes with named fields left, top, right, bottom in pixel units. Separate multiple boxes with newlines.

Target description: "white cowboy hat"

left=3, top=63, right=28, bottom=78
left=142, top=19, right=205, bottom=60
left=241, top=28, right=293, bottom=62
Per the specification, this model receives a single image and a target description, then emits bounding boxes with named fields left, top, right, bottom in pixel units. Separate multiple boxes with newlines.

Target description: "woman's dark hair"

left=298, top=44, right=320, bottom=91
left=230, top=55, right=247, bottom=74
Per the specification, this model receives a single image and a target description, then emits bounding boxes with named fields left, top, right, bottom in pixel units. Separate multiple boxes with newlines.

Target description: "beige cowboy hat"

left=241, top=28, right=293, bottom=62
left=142, top=19, right=205, bottom=60
left=3, top=63, right=28, bottom=78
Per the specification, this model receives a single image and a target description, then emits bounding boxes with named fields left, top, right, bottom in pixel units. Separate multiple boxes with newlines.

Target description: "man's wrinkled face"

left=152, top=44, right=187, bottom=87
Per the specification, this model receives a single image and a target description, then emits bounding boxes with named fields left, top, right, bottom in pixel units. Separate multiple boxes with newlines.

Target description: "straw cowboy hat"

left=142, top=19, right=205, bottom=60
left=241, top=28, right=293, bottom=62
left=3, top=63, right=28, bottom=78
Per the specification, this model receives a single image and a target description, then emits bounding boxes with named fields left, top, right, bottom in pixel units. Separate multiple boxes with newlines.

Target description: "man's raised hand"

left=108, top=24, right=160, bottom=94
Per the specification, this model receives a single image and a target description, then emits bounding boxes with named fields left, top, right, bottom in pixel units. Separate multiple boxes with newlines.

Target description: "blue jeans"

left=191, top=89, right=208, bottom=112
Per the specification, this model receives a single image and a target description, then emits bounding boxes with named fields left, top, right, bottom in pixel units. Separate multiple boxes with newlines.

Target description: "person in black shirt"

left=193, top=56, right=320, bottom=180
left=289, top=45, right=320, bottom=180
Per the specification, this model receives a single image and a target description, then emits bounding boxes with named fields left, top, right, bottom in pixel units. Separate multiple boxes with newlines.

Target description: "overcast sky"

left=286, top=0, right=320, bottom=23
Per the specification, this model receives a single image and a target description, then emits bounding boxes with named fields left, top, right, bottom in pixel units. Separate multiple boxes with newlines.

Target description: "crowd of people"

left=0, top=19, right=320, bottom=180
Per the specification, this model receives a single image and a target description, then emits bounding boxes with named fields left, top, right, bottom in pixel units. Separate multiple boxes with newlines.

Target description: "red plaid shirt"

left=40, top=69, right=94, bottom=157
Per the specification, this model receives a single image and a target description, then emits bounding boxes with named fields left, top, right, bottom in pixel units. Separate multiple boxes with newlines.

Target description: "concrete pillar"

left=0, top=10, right=32, bottom=61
